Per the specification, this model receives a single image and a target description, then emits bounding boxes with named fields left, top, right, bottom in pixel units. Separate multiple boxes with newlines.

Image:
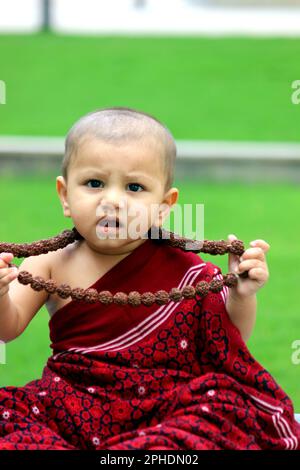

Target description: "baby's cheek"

left=131, top=202, right=153, bottom=223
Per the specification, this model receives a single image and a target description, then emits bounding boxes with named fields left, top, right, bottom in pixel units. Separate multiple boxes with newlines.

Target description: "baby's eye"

left=128, top=183, right=144, bottom=192
left=86, top=179, right=103, bottom=188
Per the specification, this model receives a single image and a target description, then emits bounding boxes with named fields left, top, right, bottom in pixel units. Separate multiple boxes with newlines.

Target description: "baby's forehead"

left=67, top=143, right=165, bottom=190
left=78, top=133, right=164, bottom=153
left=74, top=136, right=165, bottom=170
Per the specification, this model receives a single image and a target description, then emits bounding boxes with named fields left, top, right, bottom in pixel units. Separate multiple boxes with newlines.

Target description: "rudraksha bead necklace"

left=0, top=227, right=248, bottom=307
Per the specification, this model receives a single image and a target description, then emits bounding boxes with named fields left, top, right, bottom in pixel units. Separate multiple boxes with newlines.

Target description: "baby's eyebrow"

left=79, top=169, right=156, bottom=182
left=126, top=172, right=156, bottom=182
left=79, top=168, right=106, bottom=174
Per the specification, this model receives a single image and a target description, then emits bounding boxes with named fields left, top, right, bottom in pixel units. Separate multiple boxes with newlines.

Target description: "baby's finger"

left=249, top=239, right=270, bottom=253
left=247, top=267, right=269, bottom=283
left=0, top=270, right=18, bottom=297
left=238, top=259, right=266, bottom=275
left=0, top=267, right=19, bottom=280
left=0, top=252, right=14, bottom=268
left=227, top=234, right=240, bottom=272
left=0, top=269, right=19, bottom=297
left=0, top=252, right=14, bottom=259
left=241, top=247, right=265, bottom=261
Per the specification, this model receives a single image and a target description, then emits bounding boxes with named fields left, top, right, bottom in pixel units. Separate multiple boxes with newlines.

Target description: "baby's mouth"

left=98, top=216, right=123, bottom=229
left=102, top=220, right=119, bottom=228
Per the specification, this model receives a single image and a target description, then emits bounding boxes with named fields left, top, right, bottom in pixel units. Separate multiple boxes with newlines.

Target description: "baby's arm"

left=225, top=292, right=257, bottom=343
left=224, top=236, right=270, bottom=343
left=0, top=252, right=51, bottom=342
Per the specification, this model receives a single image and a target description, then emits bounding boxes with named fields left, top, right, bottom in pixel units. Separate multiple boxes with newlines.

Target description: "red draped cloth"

left=0, top=238, right=299, bottom=450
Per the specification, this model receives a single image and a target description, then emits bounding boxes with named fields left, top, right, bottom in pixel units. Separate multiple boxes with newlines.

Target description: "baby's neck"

left=78, top=238, right=148, bottom=264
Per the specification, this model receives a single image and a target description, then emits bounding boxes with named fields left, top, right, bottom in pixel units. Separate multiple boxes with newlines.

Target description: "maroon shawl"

left=0, top=238, right=299, bottom=450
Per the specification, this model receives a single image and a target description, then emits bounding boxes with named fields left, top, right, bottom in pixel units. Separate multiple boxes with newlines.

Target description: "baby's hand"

left=227, top=234, right=270, bottom=298
left=0, top=253, right=19, bottom=298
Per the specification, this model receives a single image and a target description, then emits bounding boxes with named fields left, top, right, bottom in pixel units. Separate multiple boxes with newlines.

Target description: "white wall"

left=1, top=0, right=300, bottom=36
left=0, top=0, right=41, bottom=32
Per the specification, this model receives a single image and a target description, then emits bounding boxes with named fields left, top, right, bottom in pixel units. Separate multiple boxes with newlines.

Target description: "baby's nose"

left=100, top=195, right=126, bottom=212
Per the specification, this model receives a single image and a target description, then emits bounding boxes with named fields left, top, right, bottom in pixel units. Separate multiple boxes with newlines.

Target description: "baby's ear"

left=56, top=176, right=71, bottom=217
left=164, top=187, right=179, bottom=207
left=154, top=188, right=179, bottom=228
left=63, top=204, right=71, bottom=218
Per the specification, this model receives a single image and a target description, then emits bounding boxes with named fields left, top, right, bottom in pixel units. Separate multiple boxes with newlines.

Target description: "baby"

left=0, top=107, right=298, bottom=450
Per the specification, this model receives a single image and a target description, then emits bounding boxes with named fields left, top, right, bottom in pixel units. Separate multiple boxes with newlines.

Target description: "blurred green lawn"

left=0, top=34, right=299, bottom=410
left=0, top=33, right=300, bottom=140
left=0, top=176, right=299, bottom=410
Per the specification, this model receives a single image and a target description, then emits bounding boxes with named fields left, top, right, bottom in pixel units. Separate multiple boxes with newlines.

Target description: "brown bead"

left=71, top=287, right=86, bottom=301
left=31, top=276, right=46, bottom=291
left=141, top=292, right=156, bottom=306
left=201, top=240, right=217, bottom=254
left=155, top=290, right=169, bottom=305
left=113, top=292, right=128, bottom=305
left=182, top=285, right=196, bottom=299
left=128, top=291, right=141, bottom=307
left=195, top=281, right=210, bottom=297
left=17, top=270, right=32, bottom=285
left=230, top=239, right=244, bottom=256
left=223, top=272, right=238, bottom=288
left=44, top=279, right=57, bottom=294
left=1, top=227, right=249, bottom=306
left=98, top=290, right=114, bottom=305
left=169, top=287, right=182, bottom=302
left=84, top=288, right=99, bottom=303
left=203, top=241, right=228, bottom=255
left=169, top=236, right=181, bottom=248
left=202, top=240, right=230, bottom=256
left=56, top=284, right=72, bottom=299
left=0, top=244, right=10, bottom=252
left=216, top=242, right=228, bottom=255
left=209, top=278, right=224, bottom=293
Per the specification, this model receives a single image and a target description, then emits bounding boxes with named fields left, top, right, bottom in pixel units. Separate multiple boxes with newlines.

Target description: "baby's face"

left=57, top=137, right=178, bottom=253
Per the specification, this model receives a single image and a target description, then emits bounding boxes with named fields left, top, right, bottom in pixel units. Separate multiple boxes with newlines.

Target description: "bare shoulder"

left=8, top=238, right=82, bottom=335
left=48, top=239, right=80, bottom=275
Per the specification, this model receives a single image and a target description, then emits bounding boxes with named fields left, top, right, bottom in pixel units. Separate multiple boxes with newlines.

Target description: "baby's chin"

left=87, top=233, right=148, bottom=255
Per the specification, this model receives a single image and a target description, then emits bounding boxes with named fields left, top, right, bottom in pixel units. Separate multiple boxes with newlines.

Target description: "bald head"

left=62, top=107, right=177, bottom=192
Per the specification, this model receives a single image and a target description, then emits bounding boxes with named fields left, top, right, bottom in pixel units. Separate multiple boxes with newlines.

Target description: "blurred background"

left=0, top=0, right=300, bottom=410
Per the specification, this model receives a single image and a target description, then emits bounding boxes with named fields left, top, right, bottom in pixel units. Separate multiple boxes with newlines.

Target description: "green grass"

left=0, top=33, right=300, bottom=141
left=0, top=176, right=299, bottom=411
